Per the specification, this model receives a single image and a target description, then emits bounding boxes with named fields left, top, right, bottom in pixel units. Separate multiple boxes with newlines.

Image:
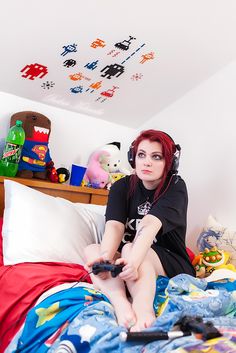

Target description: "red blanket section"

left=0, top=218, right=3, bottom=266
left=0, top=262, right=91, bottom=353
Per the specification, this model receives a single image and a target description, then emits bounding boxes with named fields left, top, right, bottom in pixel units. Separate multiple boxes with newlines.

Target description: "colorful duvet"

left=5, top=274, right=236, bottom=353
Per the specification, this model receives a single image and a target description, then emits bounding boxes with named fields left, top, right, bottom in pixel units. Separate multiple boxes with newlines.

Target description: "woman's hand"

left=85, top=253, right=111, bottom=280
left=115, top=258, right=139, bottom=281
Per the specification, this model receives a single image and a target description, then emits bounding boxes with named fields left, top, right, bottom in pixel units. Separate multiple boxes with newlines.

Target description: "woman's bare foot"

left=130, top=308, right=156, bottom=332
left=111, top=296, right=136, bottom=328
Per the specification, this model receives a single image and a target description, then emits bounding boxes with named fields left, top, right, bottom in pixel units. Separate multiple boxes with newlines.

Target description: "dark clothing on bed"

left=105, top=175, right=195, bottom=278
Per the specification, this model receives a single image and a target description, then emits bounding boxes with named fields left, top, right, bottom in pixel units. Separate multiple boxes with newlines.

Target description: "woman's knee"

left=84, top=243, right=100, bottom=260
left=121, top=243, right=133, bottom=258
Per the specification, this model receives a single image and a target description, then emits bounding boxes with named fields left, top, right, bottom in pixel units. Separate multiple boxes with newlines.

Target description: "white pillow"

left=197, top=214, right=236, bottom=266
left=2, top=180, right=106, bottom=265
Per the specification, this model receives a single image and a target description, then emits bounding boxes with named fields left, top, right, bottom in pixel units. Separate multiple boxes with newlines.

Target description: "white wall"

left=0, top=92, right=135, bottom=171
left=1, top=61, right=236, bottom=252
left=139, top=61, right=236, bottom=250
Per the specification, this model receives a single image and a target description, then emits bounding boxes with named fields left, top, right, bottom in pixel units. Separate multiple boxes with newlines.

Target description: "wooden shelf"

left=0, top=176, right=109, bottom=216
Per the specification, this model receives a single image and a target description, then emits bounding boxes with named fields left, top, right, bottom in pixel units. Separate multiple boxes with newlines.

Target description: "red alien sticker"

left=21, top=63, right=48, bottom=80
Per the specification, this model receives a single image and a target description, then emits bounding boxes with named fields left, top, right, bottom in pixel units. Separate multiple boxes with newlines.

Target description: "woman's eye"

left=137, top=152, right=145, bottom=158
left=152, top=154, right=162, bottom=160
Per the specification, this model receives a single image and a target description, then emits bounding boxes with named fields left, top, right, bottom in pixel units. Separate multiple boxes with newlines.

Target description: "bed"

left=0, top=176, right=236, bottom=353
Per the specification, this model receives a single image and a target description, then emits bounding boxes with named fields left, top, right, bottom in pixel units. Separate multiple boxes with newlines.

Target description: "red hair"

left=129, top=129, right=177, bottom=202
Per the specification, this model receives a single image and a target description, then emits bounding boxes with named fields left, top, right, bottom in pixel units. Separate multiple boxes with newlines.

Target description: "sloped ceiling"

left=0, top=0, right=236, bottom=127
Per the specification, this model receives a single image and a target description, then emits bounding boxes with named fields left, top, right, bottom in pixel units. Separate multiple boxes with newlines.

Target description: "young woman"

left=84, top=129, right=195, bottom=332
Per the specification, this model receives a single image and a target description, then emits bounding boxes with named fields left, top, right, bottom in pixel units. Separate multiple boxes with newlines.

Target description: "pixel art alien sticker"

left=19, top=36, right=156, bottom=105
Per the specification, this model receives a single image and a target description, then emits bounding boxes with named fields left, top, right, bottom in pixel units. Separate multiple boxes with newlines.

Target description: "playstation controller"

left=92, top=261, right=124, bottom=277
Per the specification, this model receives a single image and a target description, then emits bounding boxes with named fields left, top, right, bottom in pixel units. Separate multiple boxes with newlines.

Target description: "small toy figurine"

left=56, top=167, right=70, bottom=183
left=84, top=150, right=111, bottom=189
left=192, top=246, right=236, bottom=278
left=10, top=111, right=56, bottom=180
left=84, top=142, right=129, bottom=189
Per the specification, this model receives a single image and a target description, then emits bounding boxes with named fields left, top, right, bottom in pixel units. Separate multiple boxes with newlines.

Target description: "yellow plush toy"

left=192, top=246, right=236, bottom=278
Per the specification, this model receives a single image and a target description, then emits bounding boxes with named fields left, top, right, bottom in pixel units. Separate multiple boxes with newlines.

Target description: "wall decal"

left=69, top=73, right=91, bottom=81
left=131, top=73, right=143, bottom=81
left=140, top=51, right=155, bottom=64
left=86, top=81, right=102, bottom=93
left=63, top=59, right=77, bottom=68
left=84, top=60, right=99, bottom=70
left=61, top=43, right=77, bottom=56
left=100, top=64, right=124, bottom=79
left=101, top=86, right=119, bottom=98
left=69, top=73, right=84, bottom=81
left=90, top=38, right=106, bottom=48
left=41, top=81, right=55, bottom=89
left=121, top=43, right=146, bottom=65
left=114, top=36, right=136, bottom=51
left=20, top=34, right=153, bottom=106
left=107, top=50, right=120, bottom=57
left=21, top=63, right=48, bottom=80
left=96, top=86, right=119, bottom=103
left=70, top=86, right=83, bottom=93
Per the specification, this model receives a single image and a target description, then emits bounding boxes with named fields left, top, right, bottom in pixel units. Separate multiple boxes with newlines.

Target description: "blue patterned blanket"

left=6, top=275, right=236, bottom=353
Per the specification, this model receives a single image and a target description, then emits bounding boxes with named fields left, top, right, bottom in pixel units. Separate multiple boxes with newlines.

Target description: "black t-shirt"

left=105, top=175, right=195, bottom=277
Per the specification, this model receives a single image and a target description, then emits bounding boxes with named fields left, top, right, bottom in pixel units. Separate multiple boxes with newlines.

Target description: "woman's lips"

left=142, top=170, right=152, bottom=174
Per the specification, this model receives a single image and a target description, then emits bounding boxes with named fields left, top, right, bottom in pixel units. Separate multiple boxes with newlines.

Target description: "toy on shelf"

left=56, top=167, right=70, bottom=183
left=10, top=111, right=57, bottom=181
left=84, top=142, right=129, bottom=189
left=83, top=150, right=111, bottom=189
left=192, top=246, right=236, bottom=278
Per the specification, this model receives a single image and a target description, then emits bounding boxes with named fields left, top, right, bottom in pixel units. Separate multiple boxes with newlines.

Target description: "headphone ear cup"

left=170, top=148, right=180, bottom=174
left=171, top=156, right=179, bottom=173
left=127, top=146, right=135, bottom=168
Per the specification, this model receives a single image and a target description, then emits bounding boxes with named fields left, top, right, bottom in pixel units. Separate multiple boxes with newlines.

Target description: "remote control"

left=92, top=262, right=124, bottom=277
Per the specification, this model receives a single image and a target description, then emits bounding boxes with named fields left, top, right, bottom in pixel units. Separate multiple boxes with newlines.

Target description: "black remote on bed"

left=92, top=262, right=124, bottom=277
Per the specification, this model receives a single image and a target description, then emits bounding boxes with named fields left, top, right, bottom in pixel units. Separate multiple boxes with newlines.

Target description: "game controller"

left=92, top=261, right=124, bottom=277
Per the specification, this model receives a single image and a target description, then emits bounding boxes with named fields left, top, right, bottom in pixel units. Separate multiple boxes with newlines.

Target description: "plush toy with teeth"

left=10, top=111, right=56, bottom=180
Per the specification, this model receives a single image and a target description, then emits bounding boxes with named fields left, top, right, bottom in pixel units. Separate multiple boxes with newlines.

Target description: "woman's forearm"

left=100, top=220, right=125, bottom=261
left=129, top=215, right=162, bottom=269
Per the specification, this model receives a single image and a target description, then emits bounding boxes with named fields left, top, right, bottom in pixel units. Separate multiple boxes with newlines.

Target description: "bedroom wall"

left=138, top=61, right=236, bottom=250
left=0, top=92, right=135, bottom=171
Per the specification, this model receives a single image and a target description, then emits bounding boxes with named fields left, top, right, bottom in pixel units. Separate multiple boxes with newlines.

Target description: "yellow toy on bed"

left=192, top=246, right=236, bottom=278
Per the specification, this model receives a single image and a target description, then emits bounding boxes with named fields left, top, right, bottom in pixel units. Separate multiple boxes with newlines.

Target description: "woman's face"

left=135, top=139, right=165, bottom=189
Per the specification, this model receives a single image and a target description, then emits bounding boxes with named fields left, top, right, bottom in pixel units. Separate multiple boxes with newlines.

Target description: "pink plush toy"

left=84, top=150, right=111, bottom=188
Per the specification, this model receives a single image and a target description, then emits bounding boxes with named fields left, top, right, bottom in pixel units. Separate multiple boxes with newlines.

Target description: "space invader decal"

left=90, top=38, right=106, bottom=48
left=63, top=59, right=76, bottom=68
left=20, top=63, right=48, bottom=80
left=96, top=86, right=119, bottom=103
left=100, top=64, right=124, bottom=79
left=70, top=85, right=83, bottom=93
left=100, top=86, right=119, bottom=98
left=61, top=43, right=77, bottom=56
left=140, top=52, right=155, bottom=64
left=85, top=81, right=102, bottom=93
left=84, top=60, right=99, bottom=70
left=69, top=73, right=83, bottom=81
left=115, top=36, right=136, bottom=51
